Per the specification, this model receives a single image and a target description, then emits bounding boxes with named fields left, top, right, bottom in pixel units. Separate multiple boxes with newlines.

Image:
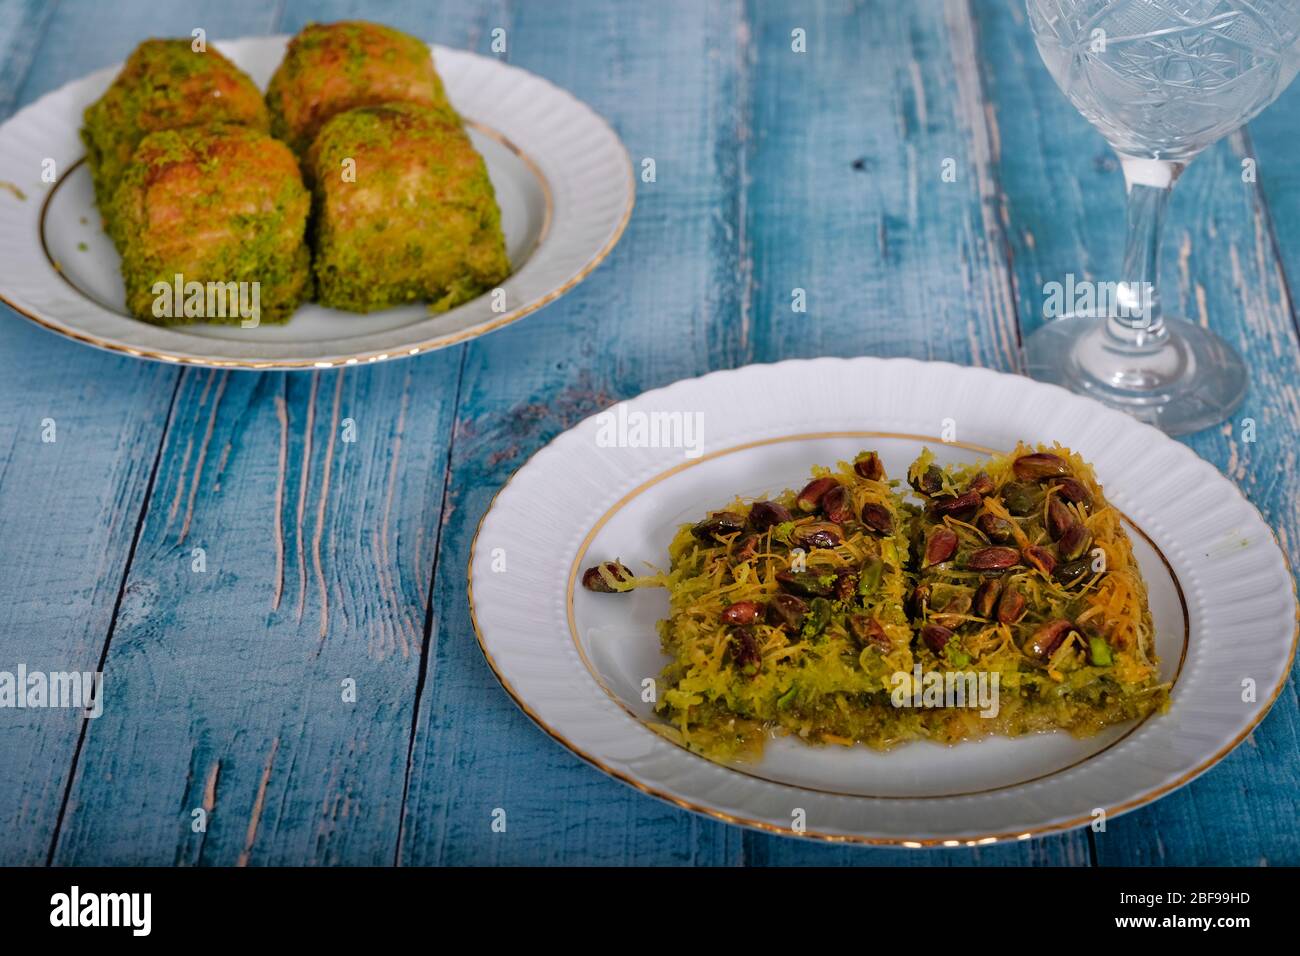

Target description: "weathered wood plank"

left=973, top=0, right=1300, bottom=865
left=52, top=360, right=464, bottom=865
left=399, top=0, right=751, bottom=865
left=0, top=0, right=286, bottom=867
left=0, top=0, right=55, bottom=116
left=43, top=0, right=482, bottom=865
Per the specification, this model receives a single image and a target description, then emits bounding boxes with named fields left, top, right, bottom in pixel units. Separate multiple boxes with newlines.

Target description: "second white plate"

left=469, top=357, right=1297, bottom=845
left=0, top=36, right=633, bottom=369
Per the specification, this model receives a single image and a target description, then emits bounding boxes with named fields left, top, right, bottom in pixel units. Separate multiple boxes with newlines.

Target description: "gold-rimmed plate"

left=0, top=36, right=633, bottom=369
left=469, top=357, right=1298, bottom=845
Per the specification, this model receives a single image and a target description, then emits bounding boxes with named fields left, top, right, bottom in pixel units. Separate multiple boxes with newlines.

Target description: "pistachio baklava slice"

left=905, top=443, right=1169, bottom=742
left=631, top=452, right=917, bottom=760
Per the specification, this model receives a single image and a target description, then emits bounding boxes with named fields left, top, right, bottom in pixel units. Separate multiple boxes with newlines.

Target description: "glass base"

left=1023, top=313, right=1248, bottom=436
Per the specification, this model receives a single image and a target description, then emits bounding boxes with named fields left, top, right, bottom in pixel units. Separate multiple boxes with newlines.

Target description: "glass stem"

left=1109, top=156, right=1182, bottom=350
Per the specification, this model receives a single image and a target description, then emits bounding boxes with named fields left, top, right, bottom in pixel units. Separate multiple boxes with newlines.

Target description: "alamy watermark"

left=1043, top=273, right=1154, bottom=325
left=0, top=665, right=103, bottom=718
left=152, top=273, right=261, bottom=328
left=890, top=666, right=1000, bottom=718
left=595, top=403, right=704, bottom=459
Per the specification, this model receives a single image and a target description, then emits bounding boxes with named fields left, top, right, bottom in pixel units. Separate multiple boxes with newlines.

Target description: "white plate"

left=0, top=36, right=633, bottom=369
left=469, top=357, right=1298, bottom=845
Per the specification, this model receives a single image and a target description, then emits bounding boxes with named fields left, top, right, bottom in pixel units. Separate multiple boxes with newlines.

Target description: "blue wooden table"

left=2, top=0, right=1297, bottom=867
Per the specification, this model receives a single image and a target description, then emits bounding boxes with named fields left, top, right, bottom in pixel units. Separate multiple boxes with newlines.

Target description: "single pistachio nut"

left=728, top=625, right=762, bottom=671
left=966, top=546, right=1021, bottom=570
left=692, top=511, right=745, bottom=541
left=996, top=586, right=1026, bottom=624
left=1026, top=619, right=1074, bottom=660
left=796, top=477, right=839, bottom=512
left=1013, top=452, right=1071, bottom=481
left=857, top=555, right=884, bottom=596
left=920, top=623, right=954, bottom=653
left=581, top=561, right=633, bottom=593
left=854, top=451, right=885, bottom=481
left=966, top=472, right=995, bottom=496
left=805, top=597, right=832, bottom=636
left=909, top=464, right=944, bottom=497
left=1056, top=559, right=1091, bottom=588
left=973, top=578, right=1003, bottom=618
left=849, top=614, right=890, bottom=650
left=776, top=570, right=834, bottom=598
left=1022, top=545, right=1057, bottom=576
left=766, top=593, right=808, bottom=630
left=1000, top=481, right=1043, bottom=516
left=821, top=484, right=854, bottom=524
left=748, top=500, right=792, bottom=531
left=978, top=512, right=1016, bottom=544
left=1047, top=497, right=1077, bottom=540
left=720, top=601, right=763, bottom=625
left=924, top=526, right=959, bottom=566
left=1054, top=477, right=1091, bottom=508
left=929, top=490, right=983, bottom=520
left=794, top=521, right=843, bottom=550
left=908, top=582, right=932, bottom=617
left=1058, top=523, right=1091, bottom=561
left=733, top=533, right=761, bottom=562
left=860, top=502, right=894, bottom=535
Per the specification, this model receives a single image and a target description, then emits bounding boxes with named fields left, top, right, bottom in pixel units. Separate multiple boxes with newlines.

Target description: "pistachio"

left=692, top=511, right=745, bottom=541
left=821, top=484, right=854, bottom=524
left=1022, top=545, right=1057, bottom=576
left=766, top=593, right=808, bottom=630
left=1047, top=497, right=1077, bottom=540
left=581, top=561, right=633, bottom=593
left=910, top=464, right=944, bottom=497
left=1000, top=481, right=1042, bottom=516
left=857, top=555, right=884, bottom=597
left=1055, top=477, right=1091, bottom=508
left=733, top=533, right=761, bottom=562
left=929, top=490, right=982, bottom=520
left=996, top=586, right=1026, bottom=624
left=966, top=472, right=995, bottom=496
left=1026, top=619, right=1075, bottom=661
left=796, top=477, right=839, bottom=512
left=924, top=527, right=958, bottom=566
left=748, top=500, right=792, bottom=531
left=966, top=546, right=1021, bottom=570
left=776, top=570, right=834, bottom=598
left=1013, top=452, right=1071, bottom=481
left=1058, top=523, right=1091, bottom=561
left=805, top=597, right=832, bottom=636
left=860, top=503, right=894, bottom=535
left=973, top=578, right=1003, bottom=618
left=834, top=570, right=859, bottom=602
left=849, top=614, right=890, bottom=650
left=978, top=512, right=1015, bottom=544
left=933, top=592, right=972, bottom=629
left=1088, top=636, right=1113, bottom=666
left=920, top=623, right=954, bottom=653
left=908, top=582, right=931, bottom=617
left=720, top=601, right=763, bottom=625
left=728, top=625, right=762, bottom=672
left=794, top=521, right=843, bottom=550
left=854, top=451, right=885, bottom=481
left=1056, top=559, right=1091, bottom=588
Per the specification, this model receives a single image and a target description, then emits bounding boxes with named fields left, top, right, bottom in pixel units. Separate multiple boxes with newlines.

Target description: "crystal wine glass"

left=1024, top=0, right=1300, bottom=434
